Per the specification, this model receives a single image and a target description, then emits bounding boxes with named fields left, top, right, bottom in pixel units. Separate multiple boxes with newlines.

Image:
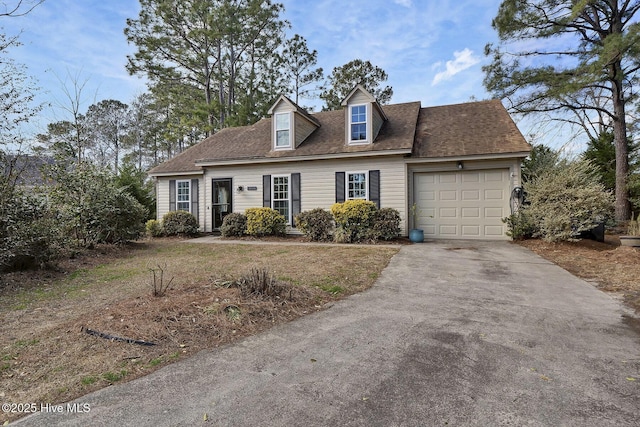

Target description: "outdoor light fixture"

left=457, top=161, right=463, bottom=170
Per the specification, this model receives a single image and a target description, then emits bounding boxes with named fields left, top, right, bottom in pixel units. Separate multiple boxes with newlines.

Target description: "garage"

left=414, top=169, right=511, bottom=240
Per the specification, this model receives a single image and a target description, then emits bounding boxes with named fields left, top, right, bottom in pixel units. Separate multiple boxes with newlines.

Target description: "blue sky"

left=2, top=0, right=538, bottom=141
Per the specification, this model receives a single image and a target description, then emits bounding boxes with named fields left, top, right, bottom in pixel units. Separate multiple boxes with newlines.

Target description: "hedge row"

left=218, top=201, right=401, bottom=243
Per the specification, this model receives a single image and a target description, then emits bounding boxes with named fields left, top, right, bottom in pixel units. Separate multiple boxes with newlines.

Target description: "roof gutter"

left=194, top=149, right=412, bottom=167
left=405, top=151, right=531, bottom=163
left=148, top=170, right=204, bottom=178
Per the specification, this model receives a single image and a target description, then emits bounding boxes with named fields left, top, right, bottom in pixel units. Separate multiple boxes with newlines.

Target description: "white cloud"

left=431, top=48, right=481, bottom=85
left=394, top=0, right=413, bottom=7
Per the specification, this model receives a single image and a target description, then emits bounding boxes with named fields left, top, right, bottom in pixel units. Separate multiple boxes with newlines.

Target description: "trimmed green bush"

left=373, top=207, right=401, bottom=240
left=220, top=212, right=247, bottom=237
left=162, top=211, right=199, bottom=236
left=502, top=211, right=536, bottom=240
left=146, top=219, right=163, bottom=237
left=330, top=200, right=378, bottom=243
left=245, top=207, right=286, bottom=236
left=295, top=208, right=334, bottom=241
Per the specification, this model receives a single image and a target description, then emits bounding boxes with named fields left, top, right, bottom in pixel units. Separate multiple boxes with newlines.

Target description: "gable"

left=340, top=85, right=388, bottom=145
left=268, top=95, right=320, bottom=150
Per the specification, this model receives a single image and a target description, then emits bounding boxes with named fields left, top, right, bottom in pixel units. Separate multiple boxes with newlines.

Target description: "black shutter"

left=191, top=179, right=199, bottom=223
left=335, top=172, right=345, bottom=203
left=169, top=179, right=176, bottom=211
left=291, top=173, right=301, bottom=226
left=369, top=170, right=380, bottom=208
left=263, top=175, right=271, bottom=207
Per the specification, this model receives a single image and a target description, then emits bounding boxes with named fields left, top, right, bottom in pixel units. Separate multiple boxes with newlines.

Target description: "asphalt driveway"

left=15, top=241, right=640, bottom=426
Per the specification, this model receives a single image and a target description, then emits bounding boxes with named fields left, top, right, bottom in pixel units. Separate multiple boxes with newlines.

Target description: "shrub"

left=294, top=208, right=334, bottom=241
left=373, top=207, right=401, bottom=240
left=146, top=219, right=163, bottom=237
left=524, top=159, right=614, bottom=242
left=47, top=163, right=148, bottom=246
left=330, top=200, right=378, bottom=243
left=99, top=189, right=148, bottom=244
left=502, top=211, right=536, bottom=240
left=162, top=211, right=199, bottom=236
left=245, top=207, right=286, bottom=236
left=0, top=189, right=67, bottom=272
left=220, top=212, right=247, bottom=237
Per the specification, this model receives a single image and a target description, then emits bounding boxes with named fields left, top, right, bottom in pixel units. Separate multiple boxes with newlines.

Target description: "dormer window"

left=349, top=104, right=368, bottom=143
left=275, top=112, right=291, bottom=149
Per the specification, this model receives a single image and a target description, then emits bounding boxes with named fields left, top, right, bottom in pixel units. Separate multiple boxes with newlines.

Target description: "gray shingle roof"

left=148, top=99, right=530, bottom=175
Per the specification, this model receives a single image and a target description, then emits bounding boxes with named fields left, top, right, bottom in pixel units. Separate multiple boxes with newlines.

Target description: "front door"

left=212, top=179, right=232, bottom=230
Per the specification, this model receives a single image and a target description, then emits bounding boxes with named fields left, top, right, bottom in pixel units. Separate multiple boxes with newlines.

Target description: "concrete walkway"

left=15, top=241, right=640, bottom=426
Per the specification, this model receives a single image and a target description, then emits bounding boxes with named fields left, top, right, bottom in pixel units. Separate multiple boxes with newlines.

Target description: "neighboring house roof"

left=148, top=98, right=530, bottom=176
left=413, top=100, right=531, bottom=158
left=2, top=155, right=55, bottom=186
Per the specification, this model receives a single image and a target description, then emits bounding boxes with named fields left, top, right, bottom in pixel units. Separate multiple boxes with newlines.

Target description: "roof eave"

left=406, top=151, right=531, bottom=163
left=195, top=149, right=412, bottom=167
left=148, top=170, right=205, bottom=177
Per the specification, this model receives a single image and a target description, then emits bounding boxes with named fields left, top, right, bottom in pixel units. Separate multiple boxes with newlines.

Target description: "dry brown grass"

left=0, top=239, right=398, bottom=424
left=518, top=235, right=640, bottom=311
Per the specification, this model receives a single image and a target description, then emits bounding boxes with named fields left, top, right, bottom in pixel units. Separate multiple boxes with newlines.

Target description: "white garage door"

left=414, top=170, right=510, bottom=240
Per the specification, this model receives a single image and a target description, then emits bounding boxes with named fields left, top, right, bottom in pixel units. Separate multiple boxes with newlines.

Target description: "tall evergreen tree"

left=125, top=0, right=287, bottom=135
left=484, top=0, right=640, bottom=221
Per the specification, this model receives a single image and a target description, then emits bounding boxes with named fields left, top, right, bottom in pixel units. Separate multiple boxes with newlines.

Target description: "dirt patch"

left=517, top=235, right=640, bottom=311
left=0, top=239, right=398, bottom=424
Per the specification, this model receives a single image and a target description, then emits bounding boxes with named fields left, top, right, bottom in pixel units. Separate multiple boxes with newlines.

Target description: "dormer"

left=341, top=85, right=388, bottom=146
left=267, top=95, right=320, bottom=151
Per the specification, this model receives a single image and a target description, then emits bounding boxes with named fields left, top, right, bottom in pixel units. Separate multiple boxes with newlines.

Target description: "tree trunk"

left=611, top=73, right=630, bottom=222
left=217, top=42, right=225, bottom=129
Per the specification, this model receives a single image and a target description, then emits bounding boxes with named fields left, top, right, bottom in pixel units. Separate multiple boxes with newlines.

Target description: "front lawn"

left=0, top=240, right=398, bottom=424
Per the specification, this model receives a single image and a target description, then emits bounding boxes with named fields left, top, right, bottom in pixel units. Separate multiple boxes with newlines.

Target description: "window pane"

left=176, top=181, right=190, bottom=212
left=351, top=123, right=366, bottom=140
left=351, top=105, right=366, bottom=123
left=177, top=181, right=190, bottom=201
left=276, top=129, right=290, bottom=147
left=273, top=200, right=289, bottom=219
left=272, top=176, right=290, bottom=221
left=276, top=113, right=289, bottom=130
left=350, top=105, right=366, bottom=141
left=347, top=173, right=367, bottom=199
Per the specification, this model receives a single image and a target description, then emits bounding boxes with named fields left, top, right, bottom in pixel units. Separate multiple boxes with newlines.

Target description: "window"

left=349, top=105, right=367, bottom=142
left=347, top=172, right=367, bottom=200
left=275, top=113, right=291, bottom=148
left=272, top=175, right=290, bottom=222
left=176, top=180, right=190, bottom=211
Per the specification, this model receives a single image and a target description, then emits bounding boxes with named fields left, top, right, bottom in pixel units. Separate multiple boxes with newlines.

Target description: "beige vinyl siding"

left=293, top=114, right=317, bottom=147
left=203, top=156, right=408, bottom=234
left=156, top=176, right=206, bottom=231
left=348, top=91, right=372, bottom=104
left=372, top=108, right=384, bottom=140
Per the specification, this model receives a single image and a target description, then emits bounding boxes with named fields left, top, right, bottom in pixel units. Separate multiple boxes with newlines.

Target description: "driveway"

left=16, top=241, right=639, bottom=426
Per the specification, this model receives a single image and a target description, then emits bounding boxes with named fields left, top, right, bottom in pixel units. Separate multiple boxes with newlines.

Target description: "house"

left=148, top=85, right=531, bottom=240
